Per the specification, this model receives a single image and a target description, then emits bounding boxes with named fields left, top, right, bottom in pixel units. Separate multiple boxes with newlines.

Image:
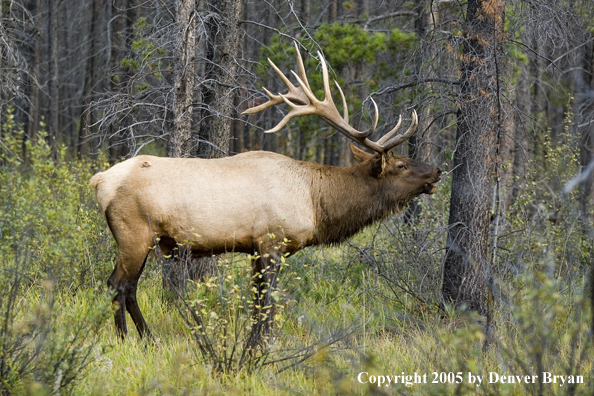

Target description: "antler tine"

left=265, top=94, right=318, bottom=133
left=376, top=115, right=402, bottom=146
left=364, top=96, right=380, bottom=136
left=334, top=80, right=349, bottom=123
left=318, top=51, right=335, bottom=109
left=241, top=87, right=282, bottom=115
left=315, top=51, right=377, bottom=139
left=375, top=110, right=418, bottom=152
left=270, top=58, right=297, bottom=92
left=294, top=42, right=310, bottom=91
left=242, top=57, right=310, bottom=115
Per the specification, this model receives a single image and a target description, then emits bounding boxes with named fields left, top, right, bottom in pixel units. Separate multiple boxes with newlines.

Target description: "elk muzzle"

left=423, top=168, right=442, bottom=194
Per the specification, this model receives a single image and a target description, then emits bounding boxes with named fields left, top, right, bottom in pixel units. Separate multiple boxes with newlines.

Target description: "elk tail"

left=90, top=172, right=104, bottom=190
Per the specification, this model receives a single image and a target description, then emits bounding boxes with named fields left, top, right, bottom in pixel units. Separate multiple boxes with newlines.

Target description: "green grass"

left=54, top=250, right=590, bottom=395
left=3, top=222, right=593, bottom=395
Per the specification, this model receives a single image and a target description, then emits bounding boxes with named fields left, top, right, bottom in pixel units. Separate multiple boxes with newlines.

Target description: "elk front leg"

left=251, top=250, right=282, bottom=339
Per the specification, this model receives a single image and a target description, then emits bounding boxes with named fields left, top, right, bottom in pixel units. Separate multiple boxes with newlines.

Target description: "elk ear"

left=370, top=156, right=385, bottom=178
left=350, top=144, right=373, bottom=163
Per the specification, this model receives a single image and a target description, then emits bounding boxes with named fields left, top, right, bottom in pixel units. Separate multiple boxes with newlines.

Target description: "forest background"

left=0, top=0, right=593, bottom=394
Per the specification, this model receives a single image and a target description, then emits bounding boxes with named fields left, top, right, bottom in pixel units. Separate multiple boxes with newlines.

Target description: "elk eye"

left=397, top=164, right=406, bottom=170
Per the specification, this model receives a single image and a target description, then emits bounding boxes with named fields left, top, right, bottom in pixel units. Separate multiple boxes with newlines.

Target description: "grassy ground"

left=61, top=272, right=589, bottom=395
left=63, top=242, right=593, bottom=395
left=5, top=224, right=594, bottom=396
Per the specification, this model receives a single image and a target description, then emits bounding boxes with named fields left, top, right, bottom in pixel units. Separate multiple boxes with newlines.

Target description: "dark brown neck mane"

left=310, top=162, right=408, bottom=245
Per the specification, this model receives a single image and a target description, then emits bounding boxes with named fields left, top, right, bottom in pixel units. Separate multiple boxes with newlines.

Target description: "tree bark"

left=442, top=0, right=505, bottom=314
left=168, top=0, right=197, bottom=158
left=117, top=0, right=138, bottom=159
left=508, top=60, right=530, bottom=207
left=0, top=1, right=4, bottom=124
left=108, top=0, right=126, bottom=163
left=299, top=0, right=310, bottom=25
left=77, top=0, right=101, bottom=158
left=25, top=0, right=41, bottom=145
left=405, top=0, right=441, bottom=226
left=162, top=0, right=198, bottom=295
left=330, top=0, right=338, bottom=21
left=196, top=0, right=242, bottom=158
left=189, top=0, right=242, bottom=283
left=575, top=32, right=594, bottom=220
left=48, top=0, right=59, bottom=153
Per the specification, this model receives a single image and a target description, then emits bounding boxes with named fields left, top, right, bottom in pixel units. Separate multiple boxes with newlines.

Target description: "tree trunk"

left=329, top=0, right=338, bottom=22
left=405, top=0, right=440, bottom=226
left=108, top=0, right=126, bottom=163
left=196, top=0, right=242, bottom=158
left=508, top=60, right=530, bottom=207
left=442, top=0, right=505, bottom=314
left=0, top=1, right=4, bottom=124
left=116, top=0, right=138, bottom=159
left=77, top=0, right=100, bottom=158
left=412, top=0, right=439, bottom=165
left=571, top=31, right=594, bottom=342
left=162, top=0, right=198, bottom=296
left=299, top=0, right=309, bottom=25
left=167, top=0, right=197, bottom=158
left=575, top=32, right=594, bottom=220
left=165, top=0, right=242, bottom=289
left=25, top=0, right=41, bottom=145
left=48, top=0, right=59, bottom=153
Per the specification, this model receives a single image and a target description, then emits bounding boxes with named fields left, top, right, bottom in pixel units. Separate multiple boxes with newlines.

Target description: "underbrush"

left=0, top=113, right=591, bottom=394
left=0, top=110, right=114, bottom=289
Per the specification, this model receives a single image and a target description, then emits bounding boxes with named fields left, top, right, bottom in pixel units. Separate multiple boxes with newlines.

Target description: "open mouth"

left=424, top=183, right=438, bottom=194
left=423, top=171, right=442, bottom=195
left=424, top=175, right=441, bottom=194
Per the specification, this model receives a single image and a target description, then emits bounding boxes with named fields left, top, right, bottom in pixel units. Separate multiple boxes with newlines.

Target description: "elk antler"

left=243, top=42, right=418, bottom=155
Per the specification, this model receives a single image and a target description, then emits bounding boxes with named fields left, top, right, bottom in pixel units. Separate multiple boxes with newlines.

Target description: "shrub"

left=0, top=252, right=111, bottom=395
left=0, top=108, right=113, bottom=395
left=0, top=108, right=114, bottom=289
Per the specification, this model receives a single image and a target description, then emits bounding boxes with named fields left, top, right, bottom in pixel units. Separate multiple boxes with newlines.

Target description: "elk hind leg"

left=108, top=246, right=151, bottom=339
left=125, top=257, right=152, bottom=339
left=108, top=266, right=128, bottom=339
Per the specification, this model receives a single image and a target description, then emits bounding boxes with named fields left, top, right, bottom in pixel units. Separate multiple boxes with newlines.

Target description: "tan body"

left=93, top=151, right=318, bottom=258
left=93, top=150, right=438, bottom=253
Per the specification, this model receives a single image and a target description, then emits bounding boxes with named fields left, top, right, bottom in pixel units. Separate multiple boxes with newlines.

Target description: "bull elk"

left=91, top=44, right=441, bottom=339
